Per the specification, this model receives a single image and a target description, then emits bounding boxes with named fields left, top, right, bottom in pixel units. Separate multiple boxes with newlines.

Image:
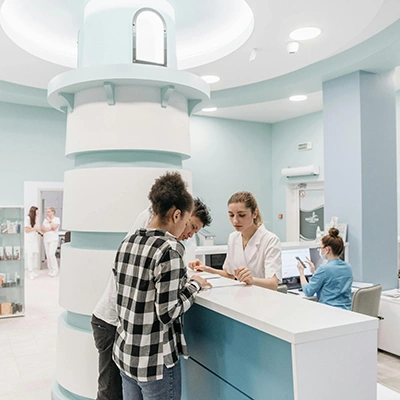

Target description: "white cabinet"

left=378, top=290, right=400, bottom=356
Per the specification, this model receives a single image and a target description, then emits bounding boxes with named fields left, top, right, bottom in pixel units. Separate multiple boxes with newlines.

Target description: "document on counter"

left=382, top=289, right=400, bottom=298
left=206, top=277, right=246, bottom=289
left=186, top=269, right=221, bottom=280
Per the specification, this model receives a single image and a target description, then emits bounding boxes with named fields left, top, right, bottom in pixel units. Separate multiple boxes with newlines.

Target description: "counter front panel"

left=182, top=304, right=294, bottom=400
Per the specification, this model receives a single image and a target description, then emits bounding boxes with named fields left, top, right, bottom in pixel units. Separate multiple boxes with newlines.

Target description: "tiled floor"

left=0, top=269, right=400, bottom=399
left=0, top=269, right=62, bottom=400
left=378, top=351, right=400, bottom=394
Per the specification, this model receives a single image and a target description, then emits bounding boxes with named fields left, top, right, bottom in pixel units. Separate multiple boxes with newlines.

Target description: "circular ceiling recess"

left=0, top=0, right=254, bottom=70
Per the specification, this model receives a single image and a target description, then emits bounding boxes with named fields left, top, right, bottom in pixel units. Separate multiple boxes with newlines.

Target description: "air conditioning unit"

left=281, top=165, right=319, bottom=178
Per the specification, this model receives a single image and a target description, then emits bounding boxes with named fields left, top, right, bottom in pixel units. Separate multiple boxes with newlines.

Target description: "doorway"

left=39, top=190, right=64, bottom=271
left=23, top=181, right=64, bottom=271
left=286, top=182, right=324, bottom=242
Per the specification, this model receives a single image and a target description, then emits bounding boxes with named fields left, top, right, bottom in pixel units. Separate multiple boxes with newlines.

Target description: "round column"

left=48, top=1, right=209, bottom=398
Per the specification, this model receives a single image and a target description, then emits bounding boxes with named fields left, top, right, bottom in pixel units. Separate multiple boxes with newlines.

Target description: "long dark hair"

left=28, top=206, right=38, bottom=228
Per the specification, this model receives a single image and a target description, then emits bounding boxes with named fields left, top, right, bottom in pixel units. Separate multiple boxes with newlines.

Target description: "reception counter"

left=182, top=278, right=378, bottom=400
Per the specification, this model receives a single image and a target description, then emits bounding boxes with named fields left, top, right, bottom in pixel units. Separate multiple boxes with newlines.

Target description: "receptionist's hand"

left=188, top=259, right=207, bottom=272
left=305, top=257, right=315, bottom=274
left=296, top=261, right=305, bottom=273
left=234, top=267, right=253, bottom=285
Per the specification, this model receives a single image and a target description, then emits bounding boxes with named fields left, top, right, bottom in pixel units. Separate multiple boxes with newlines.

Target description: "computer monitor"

left=281, top=248, right=312, bottom=280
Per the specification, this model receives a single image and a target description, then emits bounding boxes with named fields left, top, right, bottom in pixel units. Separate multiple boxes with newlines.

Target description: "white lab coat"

left=223, top=224, right=282, bottom=282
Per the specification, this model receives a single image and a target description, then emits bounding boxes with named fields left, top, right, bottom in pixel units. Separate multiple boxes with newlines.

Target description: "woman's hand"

left=297, top=261, right=305, bottom=273
left=305, top=257, right=316, bottom=275
left=234, top=267, right=253, bottom=285
left=188, top=259, right=207, bottom=272
left=191, top=276, right=212, bottom=290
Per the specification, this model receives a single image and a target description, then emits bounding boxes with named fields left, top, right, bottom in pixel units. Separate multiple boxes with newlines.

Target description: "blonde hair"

left=47, top=207, right=56, bottom=214
left=228, top=191, right=262, bottom=226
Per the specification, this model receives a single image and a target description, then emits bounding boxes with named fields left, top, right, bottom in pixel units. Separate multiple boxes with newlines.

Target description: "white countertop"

left=381, top=289, right=400, bottom=304
left=194, top=278, right=378, bottom=345
left=195, top=241, right=349, bottom=255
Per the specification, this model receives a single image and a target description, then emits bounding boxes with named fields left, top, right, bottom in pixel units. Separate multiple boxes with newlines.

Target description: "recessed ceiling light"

left=201, top=75, right=220, bottom=84
left=202, top=107, right=218, bottom=112
left=249, top=48, right=257, bottom=62
left=290, top=27, right=321, bottom=41
left=289, top=95, right=308, bottom=102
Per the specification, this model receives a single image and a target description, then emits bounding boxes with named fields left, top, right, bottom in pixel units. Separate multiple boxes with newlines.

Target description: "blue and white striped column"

left=48, top=1, right=209, bottom=398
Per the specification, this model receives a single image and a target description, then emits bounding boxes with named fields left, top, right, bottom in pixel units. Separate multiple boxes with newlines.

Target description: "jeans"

left=120, top=363, right=181, bottom=400
left=91, top=314, right=123, bottom=400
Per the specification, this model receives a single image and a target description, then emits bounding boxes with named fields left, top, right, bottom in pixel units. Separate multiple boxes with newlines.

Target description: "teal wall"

left=0, top=101, right=73, bottom=205
left=184, top=116, right=272, bottom=245
left=270, top=112, right=324, bottom=240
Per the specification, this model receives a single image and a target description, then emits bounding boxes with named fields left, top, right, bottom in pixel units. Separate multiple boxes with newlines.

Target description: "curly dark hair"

left=193, top=198, right=212, bottom=227
left=148, top=172, right=194, bottom=223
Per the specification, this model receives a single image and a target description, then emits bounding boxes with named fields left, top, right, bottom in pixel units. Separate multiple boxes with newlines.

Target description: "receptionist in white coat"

left=189, top=191, right=282, bottom=290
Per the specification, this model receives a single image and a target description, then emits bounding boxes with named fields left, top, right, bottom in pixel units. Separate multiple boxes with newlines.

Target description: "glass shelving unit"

left=0, top=206, right=25, bottom=318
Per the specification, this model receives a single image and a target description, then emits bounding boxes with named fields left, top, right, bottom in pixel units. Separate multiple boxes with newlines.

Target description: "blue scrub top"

left=302, top=258, right=353, bottom=310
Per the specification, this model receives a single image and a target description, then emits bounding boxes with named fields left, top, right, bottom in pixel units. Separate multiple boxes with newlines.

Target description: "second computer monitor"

left=281, top=248, right=312, bottom=279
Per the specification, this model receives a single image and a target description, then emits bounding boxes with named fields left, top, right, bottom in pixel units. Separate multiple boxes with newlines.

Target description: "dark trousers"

left=91, top=314, right=123, bottom=400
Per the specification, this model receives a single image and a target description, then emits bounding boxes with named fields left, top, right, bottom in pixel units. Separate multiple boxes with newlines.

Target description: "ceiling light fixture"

left=249, top=48, right=257, bottom=62
left=286, top=41, right=300, bottom=54
left=201, top=75, right=221, bottom=84
left=202, top=107, right=217, bottom=112
left=289, top=95, right=308, bottom=102
left=289, top=27, right=321, bottom=41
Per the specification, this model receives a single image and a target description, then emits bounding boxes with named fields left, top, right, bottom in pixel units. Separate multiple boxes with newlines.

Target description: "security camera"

left=286, top=41, right=300, bottom=54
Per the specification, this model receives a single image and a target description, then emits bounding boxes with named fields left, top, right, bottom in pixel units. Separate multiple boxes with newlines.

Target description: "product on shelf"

left=0, top=302, right=12, bottom=315
left=5, top=246, right=12, bottom=260
left=0, top=247, right=3, bottom=261
left=0, top=272, right=20, bottom=288
left=13, top=246, right=20, bottom=260
left=0, top=220, right=21, bottom=234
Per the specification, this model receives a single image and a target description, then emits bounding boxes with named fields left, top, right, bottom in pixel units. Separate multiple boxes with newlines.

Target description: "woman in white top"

left=24, top=206, right=40, bottom=280
left=41, top=207, right=60, bottom=277
left=190, top=191, right=282, bottom=290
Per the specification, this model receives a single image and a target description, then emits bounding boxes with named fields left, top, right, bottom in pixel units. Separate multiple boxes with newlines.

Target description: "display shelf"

left=0, top=313, right=25, bottom=319
left=0, top=206, right=25, bottom=319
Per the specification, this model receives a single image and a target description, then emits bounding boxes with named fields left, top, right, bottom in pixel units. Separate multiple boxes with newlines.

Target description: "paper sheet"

left=186, top=269, right=221, bottom=280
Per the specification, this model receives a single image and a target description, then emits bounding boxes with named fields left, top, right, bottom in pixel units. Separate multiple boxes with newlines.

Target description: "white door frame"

left=286, top=181, right=324, bottom=242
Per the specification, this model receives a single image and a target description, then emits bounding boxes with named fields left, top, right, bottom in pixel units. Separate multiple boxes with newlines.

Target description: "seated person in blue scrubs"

left=297, top=228, right=353, bottom=309
left=189, top=191, right=282, bottom=290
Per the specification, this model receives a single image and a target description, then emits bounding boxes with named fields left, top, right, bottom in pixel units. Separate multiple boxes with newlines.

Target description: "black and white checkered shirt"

left=112, top=229, right=200, bottom=382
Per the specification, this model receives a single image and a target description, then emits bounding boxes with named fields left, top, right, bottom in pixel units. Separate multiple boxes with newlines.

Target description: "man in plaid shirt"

left=112, top=172, right=210, bottom=399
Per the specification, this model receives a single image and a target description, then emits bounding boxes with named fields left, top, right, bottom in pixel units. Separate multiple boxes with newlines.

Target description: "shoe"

left=50, top=272, right=59, bottom=277
left=29, top=272, right=35, bottom=280
left=32, top=271, right=39, bottom=277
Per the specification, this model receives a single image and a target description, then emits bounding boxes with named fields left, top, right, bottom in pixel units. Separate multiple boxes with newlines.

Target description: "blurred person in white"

left=24, top=206, right=40, bottom=280
left=41, top=207, right=60, bottom=277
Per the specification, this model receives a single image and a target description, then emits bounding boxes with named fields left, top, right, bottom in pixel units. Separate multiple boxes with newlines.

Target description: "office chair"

left=277, top=284, right=288, bottom=294
left=351, top=284, right=382, bottom=318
